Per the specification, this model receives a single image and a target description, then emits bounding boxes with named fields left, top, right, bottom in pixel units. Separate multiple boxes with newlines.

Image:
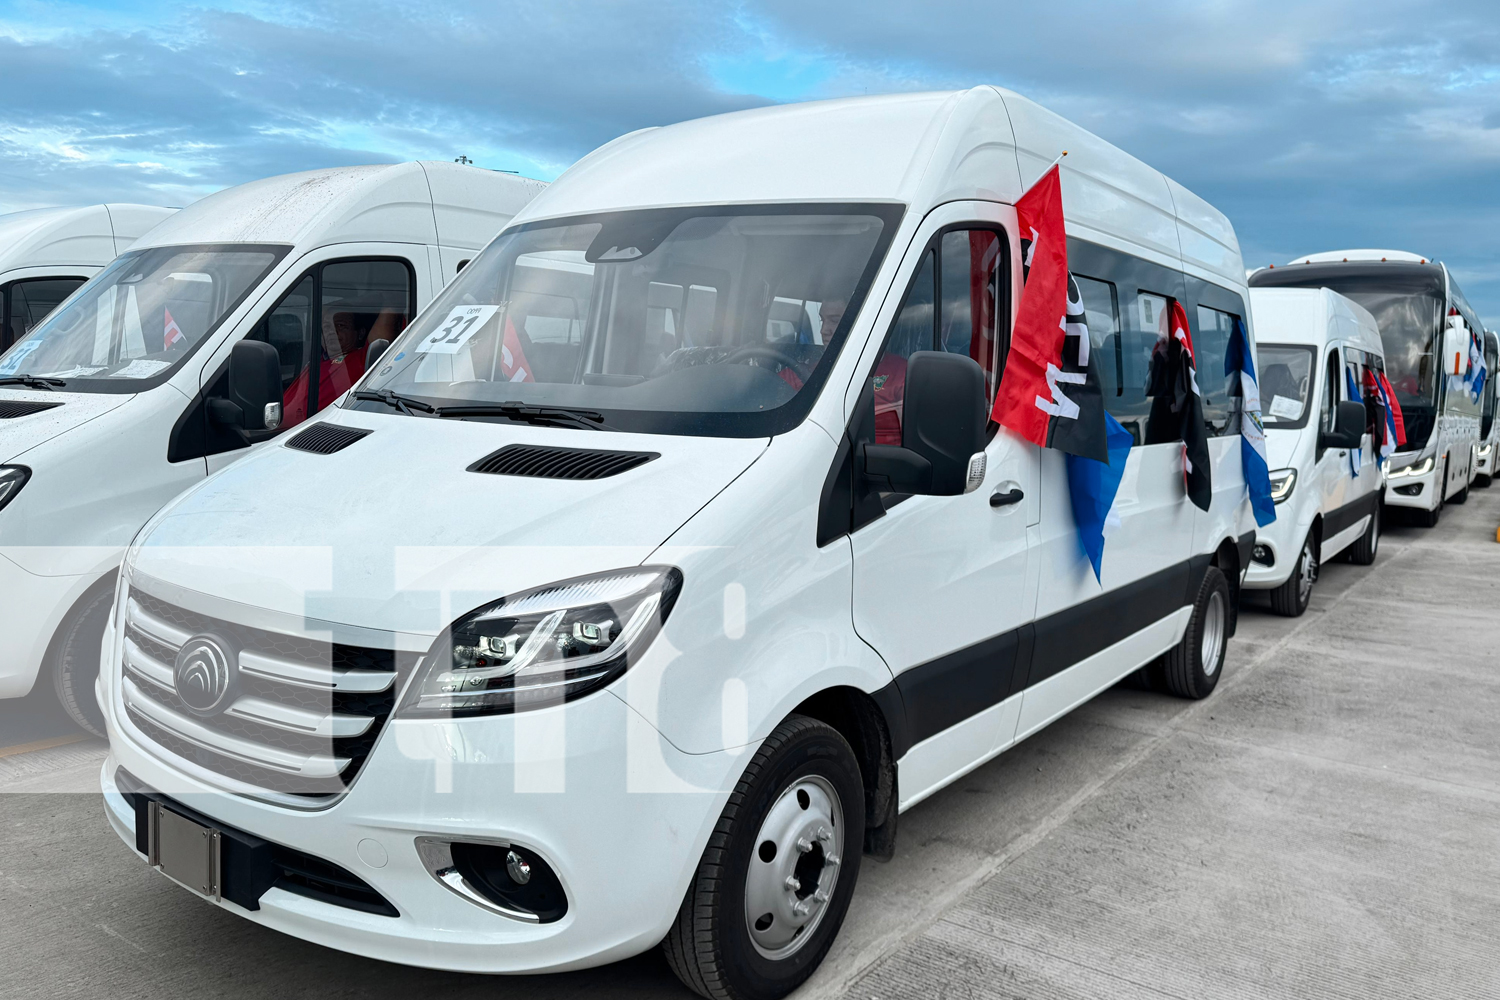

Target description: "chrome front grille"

left=121, top=589, right=406, bottom=797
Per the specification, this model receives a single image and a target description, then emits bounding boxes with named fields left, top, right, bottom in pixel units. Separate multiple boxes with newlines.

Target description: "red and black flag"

left=1145, top=302, right=1212, bottom=511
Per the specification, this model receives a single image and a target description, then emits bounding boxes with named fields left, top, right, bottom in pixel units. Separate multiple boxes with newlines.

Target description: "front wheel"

left=1345, top=502, right=1380, bottom=566
left=1269, top=532, right=1317, bottom=617
left=663, top=716, right=865, bottom=1000
left=50, top=587, right=112, bottom=738
left=1163, top=565, right=1230, bottom=699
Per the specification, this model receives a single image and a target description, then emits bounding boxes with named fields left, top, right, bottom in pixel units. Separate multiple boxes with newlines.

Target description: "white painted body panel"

left=99, top=90, right=1255, bottom=973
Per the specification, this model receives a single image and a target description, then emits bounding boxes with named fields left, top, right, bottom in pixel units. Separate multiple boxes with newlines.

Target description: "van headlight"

left=1388, top=455, right=1434, bottom=479
left=1269, top=468, right=1296, bottom=504
left=0, top=466, right=30, bottom=512
left=399, top=566, right=683, bottom=718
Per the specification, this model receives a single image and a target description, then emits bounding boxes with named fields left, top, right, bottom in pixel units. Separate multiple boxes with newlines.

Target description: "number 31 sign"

left=417, top=304, right=502, bottom=354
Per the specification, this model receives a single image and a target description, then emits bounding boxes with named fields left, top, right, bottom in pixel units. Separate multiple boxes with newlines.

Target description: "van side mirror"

left=861, top=351, right=987, bottom=496
left=208, top=340, right=283, bottom=443
left=366, top=338, right=390, bottom=369
left=1321, top=400, right=1365, bottom=451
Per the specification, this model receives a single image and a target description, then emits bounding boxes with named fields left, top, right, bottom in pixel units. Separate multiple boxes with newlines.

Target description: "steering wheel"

left=724, top=345, right=813, bottom=383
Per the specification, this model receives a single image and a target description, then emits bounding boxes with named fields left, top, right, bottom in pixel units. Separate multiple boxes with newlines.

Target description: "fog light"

left=1394, top=483, right=1423, bottom=496
left=416, top=838, right=567, bottom=923
left=1252, top=544, right=1274, bottom=567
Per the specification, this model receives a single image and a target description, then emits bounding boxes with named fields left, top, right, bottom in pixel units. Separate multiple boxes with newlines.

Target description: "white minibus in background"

left=1243, top=288, right=1384, bottom=615
left=1475, top=329, right=1498, bottom=487
left=1249, top=251, right=1483, bottom=526
left=96, top=89, right=1259, bottom=1000
left=0, top=162, right=544, bottom=734
left=1, top=204, right=177, bottom=352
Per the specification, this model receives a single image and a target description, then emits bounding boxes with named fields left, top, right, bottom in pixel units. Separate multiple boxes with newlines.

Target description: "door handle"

left=990, top=488, right=1024, bottom=508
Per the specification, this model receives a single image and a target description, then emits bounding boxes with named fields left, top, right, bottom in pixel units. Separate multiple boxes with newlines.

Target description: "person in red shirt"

left=282, top=307, right=405, bottom=426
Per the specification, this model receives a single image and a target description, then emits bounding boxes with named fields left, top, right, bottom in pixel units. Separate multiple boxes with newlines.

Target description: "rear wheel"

left=1268, top=532, right=1317, bottom=617
left=663, top=715, right=865, bottom=1000
left=1345, top=502, right=1380, bottom=566
left=1476, top=472, right=1493, bottom=488
left=1163, top=565, right=1230, bottom=699
left=50, top=588, right=112, bottom=738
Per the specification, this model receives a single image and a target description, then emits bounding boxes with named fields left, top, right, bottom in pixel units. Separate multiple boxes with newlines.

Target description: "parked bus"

left=96, top=88, right=1259, bottom=1000
left=1, top=204, right=177, bottom=351
left=1476, top=329, right=1498, bottom=487
left=0, top=163, right=544, bottom=734
left=1249, top=251, right=1483, bottom=526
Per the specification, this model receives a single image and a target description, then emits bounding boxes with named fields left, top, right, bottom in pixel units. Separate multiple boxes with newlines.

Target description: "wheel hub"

left=743, top=775, right=843, bottom=959
left=1201, top=590, right=1226, bottom=676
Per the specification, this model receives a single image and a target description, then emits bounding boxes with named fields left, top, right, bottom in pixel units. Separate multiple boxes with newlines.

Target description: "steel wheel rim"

left=1369, top=507, right=1380, bottom=555
left=1297, top=538, right=1318, bottom=604
left=1201, top=591, right=1226, bottom=675
left=743, top=774, right=844, bottom=961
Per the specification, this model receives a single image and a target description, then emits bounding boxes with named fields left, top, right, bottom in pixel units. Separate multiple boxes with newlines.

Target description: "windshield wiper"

left=0, top=374, right=66, bottom=390
left=353, top=389, right=436, bottom=416
left=435, top=401, right=614, bottom=431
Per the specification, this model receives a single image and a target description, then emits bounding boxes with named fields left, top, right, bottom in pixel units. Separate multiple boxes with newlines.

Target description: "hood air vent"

left=286, top=423, right=372, bottom=455
left=468, top=444, right=658, bottom=480
left=0, top=400, right=62, bottom=419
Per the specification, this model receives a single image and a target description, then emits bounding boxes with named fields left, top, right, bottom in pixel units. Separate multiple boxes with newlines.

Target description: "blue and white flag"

left=1468, top=332, right=1488, bottom=405
left=1344, top=366, right=1363, bottom=478
left=1226, top=319, right=1275, bottom=527
left=1066, top=412, right=1134, bottom=582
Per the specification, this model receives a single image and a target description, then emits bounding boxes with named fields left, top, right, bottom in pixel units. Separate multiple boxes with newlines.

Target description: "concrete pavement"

left=1, top=485, right=1497, bottom=1000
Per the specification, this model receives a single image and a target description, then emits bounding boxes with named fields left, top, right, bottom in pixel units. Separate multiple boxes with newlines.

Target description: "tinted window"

left=1194, top=304, right=1241, bottom=436
left=1074, top=275, right=1120, bottom=400
left=3, top=277, right=85, bottom=350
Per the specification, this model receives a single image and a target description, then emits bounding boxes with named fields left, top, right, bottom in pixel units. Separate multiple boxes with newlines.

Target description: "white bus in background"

left=1475, top=329, right=1498, bottom=487
left=1243, top=288, right=1385, bottom=616
left=1, top=204, right=178, bottom=352
left=0, top=162, right=545, bottom=734
left=96, top=87, right=1258, bottom=1000
left=1249, top=251, right=1484, bottom=526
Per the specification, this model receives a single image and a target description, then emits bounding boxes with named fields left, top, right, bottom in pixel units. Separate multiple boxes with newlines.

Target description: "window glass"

left=1320, top=348, right=1340, bottom=436
left=938, top=230, right=1004, bottom=400
left=363, top=206, right=899, bottom=438
left=1106, top=291, right=1171, bottom=443
left=244, top=275, right=314, bottom=431
left=1194, top=305, right=1241, bottom=436
left=1483, top=335, right=1498, bottom=438
left=1074, top=275, right=1120, bottom=400
left=871, top=250, right=935, bottom=445
left=3, top=278, right=85, bottom=350
left=1258, top=344, right=1316, bottom=428
left=0, top=246, right=282, bottom=389
left=311, top=259, right=411, bottom=413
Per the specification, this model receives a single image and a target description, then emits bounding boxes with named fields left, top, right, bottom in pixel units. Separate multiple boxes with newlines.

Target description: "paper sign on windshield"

left=418, top=305, right=501, bottom=355
left=0, top=340, right=42, bottom=375
left=110, top=358, right=172, bottom=378
left=1268, top=395, right=1302, bottom=420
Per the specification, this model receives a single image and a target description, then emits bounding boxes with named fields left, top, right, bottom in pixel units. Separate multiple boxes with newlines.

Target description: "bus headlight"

left=399, top=566, right=683, bottom=718
left=1388, top=455, right=1434, bottom=479
left=1269, top=468, right=1296, bottom=504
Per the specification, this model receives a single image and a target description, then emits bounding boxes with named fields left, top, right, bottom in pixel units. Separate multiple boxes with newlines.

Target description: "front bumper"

left=103, top=690, right=744, bottom=974
left=1477, top=443, right=1496, bottom=477
left=1384, top=460, right=1437, bottom=510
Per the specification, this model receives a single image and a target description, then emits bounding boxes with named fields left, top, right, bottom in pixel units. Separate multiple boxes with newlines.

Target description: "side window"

left=868, top=229, right=1006, bottom=446
left=1074, top=275, right=1120, bottom=400
left=1320, top=348, right=1341, bottom=437
left=244, top=275, right=314, bottom=431
left=1125, top=291, right=1172, bottom=444
left=1193, top=304, right=1241, bottom=436
left=314, top=259, right=413, bottom=413
left=2, top=277, right=86, bottom=350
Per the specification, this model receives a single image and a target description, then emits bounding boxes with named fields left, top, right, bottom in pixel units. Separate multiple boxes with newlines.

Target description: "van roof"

left=0, top=204, right=177, bottom=271
left=1249, top=287, right=1384, bottom=358
left=511, top=87, right=1243, bottom=290
left=134, top=162, right=548, bottom=253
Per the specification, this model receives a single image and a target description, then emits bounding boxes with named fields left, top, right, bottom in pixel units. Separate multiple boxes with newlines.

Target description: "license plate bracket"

left=147, top=800, right=222, bottom=900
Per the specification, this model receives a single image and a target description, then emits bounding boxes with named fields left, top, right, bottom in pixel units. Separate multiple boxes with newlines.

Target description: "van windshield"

left=0, top=244, right=286, bottom=392
left=1257, top=344, right=1316, bottom=429
left=352, top=204, right=901, bottom=437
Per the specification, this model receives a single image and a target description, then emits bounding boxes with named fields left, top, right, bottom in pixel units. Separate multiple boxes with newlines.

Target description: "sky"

left=3, top=0, right=1500, bottom=321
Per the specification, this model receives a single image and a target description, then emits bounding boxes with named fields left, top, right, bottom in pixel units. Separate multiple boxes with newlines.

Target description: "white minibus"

left=1476, top=330, right=1498, bottom=486
left=1243, top=288, right=1385, bottom=615
left=0, top=163, right=544, bottom=734
left=1, top=204, right=177, bottom=352
left=1249, top=252, right=1484, bottom=526
left=97, top=89, right=1259, bottom=1000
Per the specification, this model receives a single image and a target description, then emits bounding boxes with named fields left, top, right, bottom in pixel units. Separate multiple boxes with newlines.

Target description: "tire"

left=663, top=715, right=865, bottom=1000
left=50, top=587, right=112, bottom=738
left=1162, top=566, right=1230, bottom=699
left=1477, top=472, right=1493, bottom=489
left=1345, top=501, right=1380, bottom=566
left=1416, top=461, right=1446, bottom=528
left=1451, top=481, right=1469, bottom=505
left=1268, top=532, right=1317, bottom=618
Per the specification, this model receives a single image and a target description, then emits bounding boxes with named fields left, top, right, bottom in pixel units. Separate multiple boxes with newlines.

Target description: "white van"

left=1242, top=288, right=1385, bottom=615
left=1250, top=252, right=1484, bottom=526
left=0, top=163, right=544, bottom=733
left=1, top=204, right=177, bottom=352
left=97, top=90, right=1258, bottom=999
left=1476, top=329, right=1498, bottom=487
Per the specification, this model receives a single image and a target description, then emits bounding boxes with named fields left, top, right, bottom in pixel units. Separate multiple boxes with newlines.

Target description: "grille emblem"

left=173, top=634, right=238, bottom=716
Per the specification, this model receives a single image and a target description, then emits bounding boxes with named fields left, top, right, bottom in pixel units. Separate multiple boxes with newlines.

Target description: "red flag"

left=1376, top=370, right=1406, bottom=446
left=163, top=308, right=184, bottom=349
left=499, top=314, right=534, bottom=383
left=990, top=164, right=1068, bottom=446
